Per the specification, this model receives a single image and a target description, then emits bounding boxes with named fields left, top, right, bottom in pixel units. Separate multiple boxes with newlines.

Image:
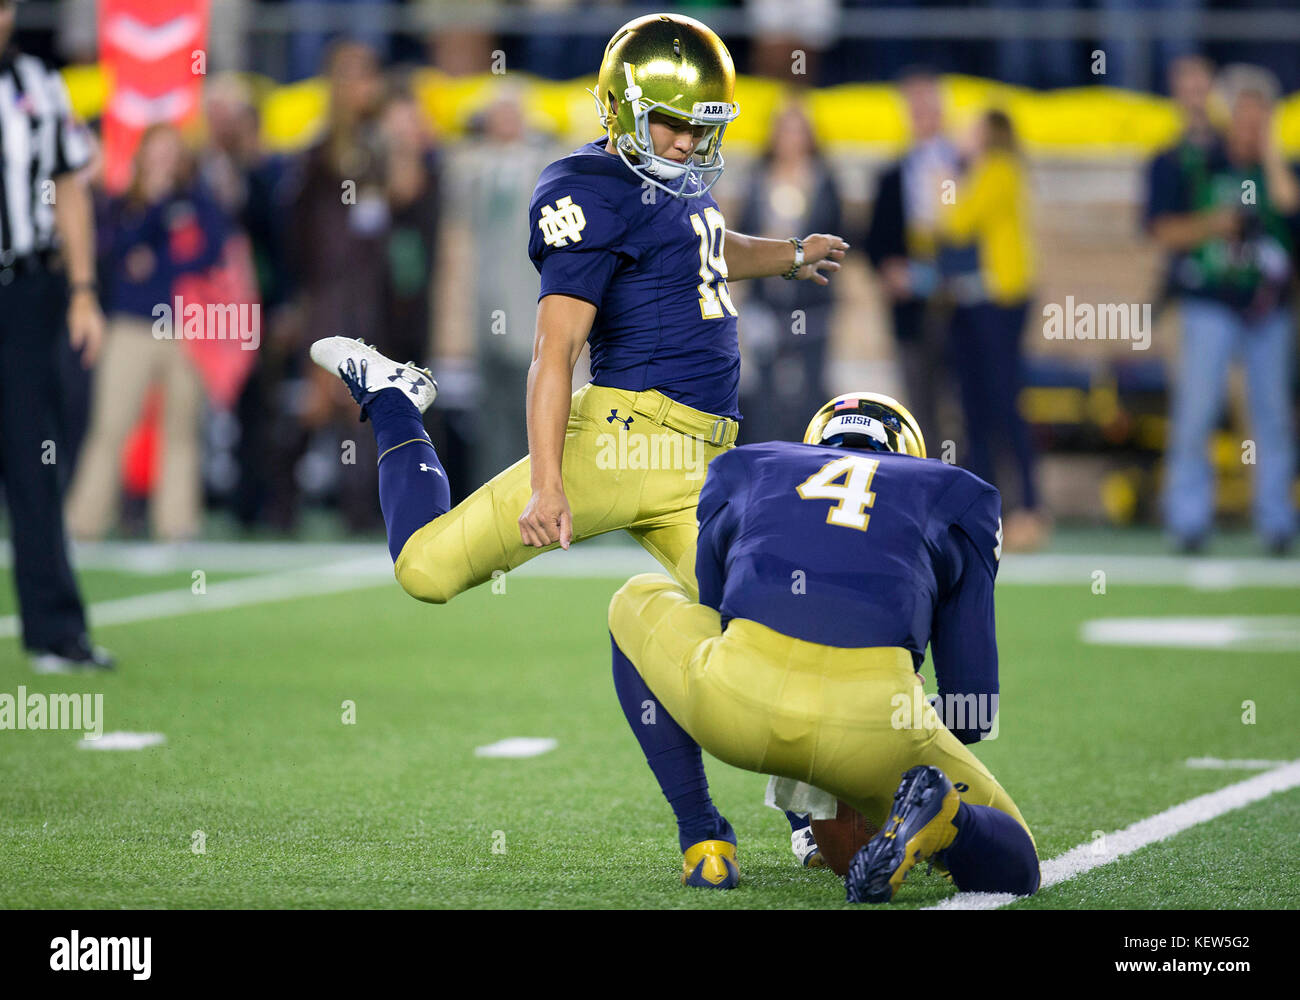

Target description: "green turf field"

left=0, top=545, right=1296, bottom=909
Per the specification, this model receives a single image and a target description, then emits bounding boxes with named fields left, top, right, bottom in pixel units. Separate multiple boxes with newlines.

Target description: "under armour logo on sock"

left=606, top=409, right=633, bottom=430
left=419, top=463, right=443, bottom=476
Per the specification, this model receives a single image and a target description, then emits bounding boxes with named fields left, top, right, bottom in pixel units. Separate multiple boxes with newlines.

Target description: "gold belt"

left=628, top=389, right=739, bottom=447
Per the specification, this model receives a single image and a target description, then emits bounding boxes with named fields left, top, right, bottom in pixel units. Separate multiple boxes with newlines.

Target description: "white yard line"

left=2, top=540, right=378, bottom=573
left=0, top=557, right=396, bottom=638
left=925, top=759, right=1300, bottom=910
left=1080, top=616, right=1300, bottom=652
left=3, top=543, right=1298, bottom=640
left=0, top=540, right=664, bottom=578
left=1186, top=756, right=1293, bottom=770
left=995, top=554, right=1300, bottom=589
left=2, top=542, right=1299, bottom=587
left=0, top=548, right=664, bottom=639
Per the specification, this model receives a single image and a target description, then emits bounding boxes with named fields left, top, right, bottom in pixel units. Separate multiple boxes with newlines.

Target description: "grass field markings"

left=474, top=737, right=559, bottom=758
left=23, top=541, right=386, bottom=574
left=6, top=541, right=1300, bottom=587
left=1185, top=756, right=1292, bottom=769
left=998, top=554, right=1300, bottom=588
left=77, top=731, right=166, bottom=751
left=0, top=557, right=396, bottom=638
left=1079, top=616, right=1300, bottom=652
left=0, top=552, right=663, bottom=639
left=924, top=759, right=1300, bottom=910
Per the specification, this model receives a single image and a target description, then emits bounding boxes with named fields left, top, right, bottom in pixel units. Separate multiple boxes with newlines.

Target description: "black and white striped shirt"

left=0, top=48, right=93, bottom=258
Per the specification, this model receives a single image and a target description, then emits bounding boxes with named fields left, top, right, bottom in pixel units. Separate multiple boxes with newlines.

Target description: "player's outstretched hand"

left=798, top=234, right=850, bottom=286
left=519, top=484, right=574, bottom=550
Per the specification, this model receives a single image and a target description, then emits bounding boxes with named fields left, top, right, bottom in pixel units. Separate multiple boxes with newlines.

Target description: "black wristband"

left=782, top=237, right=804, bottom=280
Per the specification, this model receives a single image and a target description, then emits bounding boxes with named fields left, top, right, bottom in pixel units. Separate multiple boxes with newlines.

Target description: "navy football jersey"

left=696, top=441, right=1003, bottom=736
left=528, top=139, right=741, bottom=418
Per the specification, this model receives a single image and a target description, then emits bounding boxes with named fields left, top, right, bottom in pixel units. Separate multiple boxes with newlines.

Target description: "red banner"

left=98, top=0, right=211, bottom=193
left=173, top=232, right=261, bottom=410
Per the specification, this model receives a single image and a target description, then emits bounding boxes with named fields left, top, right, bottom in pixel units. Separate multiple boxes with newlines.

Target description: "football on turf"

left=810, top=800, right=880, bottom=877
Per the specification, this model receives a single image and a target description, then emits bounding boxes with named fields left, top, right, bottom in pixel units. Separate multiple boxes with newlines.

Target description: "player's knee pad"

left=608, top=572, right=669, bottom=618
left=394, top=561, right=456, bottom=605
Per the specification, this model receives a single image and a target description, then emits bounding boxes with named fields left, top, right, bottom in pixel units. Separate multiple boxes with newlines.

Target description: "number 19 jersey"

left=528, top=139, right=741, bottom=418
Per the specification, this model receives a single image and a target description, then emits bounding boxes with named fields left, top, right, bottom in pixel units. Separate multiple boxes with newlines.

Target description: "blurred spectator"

left=462, top=88, right=557, bottom=486
left=278, top=39, right=389, bottom=532
left=378, top=88, right=441, bottom=368
left=747, top=0, right=839, bottom=83
left=287, top=0, right=396, bottom=81
left=424, top=0, right=499, bottom=77
left=1146, top=55, right=1217, bottom=322
left=512, top=0, right=620, bottom=82
left=376, top=85, right=471, bottom=497
left=288, top=40, right=387, bottom=351
left=1148, top=64, right=1299, bottom=554
left=866, top=67, right=959, bottom=452
left=66, top=125, right=229, bottom=541
left=939, top=109, right=1045, bottom=550
left=995, top=0, right=1084, bottom=90
left=736, top=101, right=842, bottom=443
left=55, top=0, right=97, bottom=64
left=198, top=73, right=297, bottom=528
left=201, top=74, right=292, bottom=307
left=1100, top=0, right=1204, bottom=94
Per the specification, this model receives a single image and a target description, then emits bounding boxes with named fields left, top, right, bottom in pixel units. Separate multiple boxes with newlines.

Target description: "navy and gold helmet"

left=803, top=392, right=927, bottom=458
left=592, top=13, right=739, bottom=199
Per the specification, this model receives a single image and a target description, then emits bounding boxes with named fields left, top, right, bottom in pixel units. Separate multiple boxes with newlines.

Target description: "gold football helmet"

left=592, top=13, right=739, bottom=198
left=803, top=392, right=928, bottom=459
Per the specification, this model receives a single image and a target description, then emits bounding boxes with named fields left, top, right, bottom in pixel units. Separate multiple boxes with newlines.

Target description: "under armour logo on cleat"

left=388, top=367, right=428, bottom=395
left=606, top=409, right=633, bottom=430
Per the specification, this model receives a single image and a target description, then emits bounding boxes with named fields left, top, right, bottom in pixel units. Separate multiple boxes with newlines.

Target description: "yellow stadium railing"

left=63, top=65, right=1300, bottom=158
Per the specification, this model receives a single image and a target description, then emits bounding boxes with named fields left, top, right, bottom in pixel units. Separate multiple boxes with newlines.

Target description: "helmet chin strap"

left=606, top=94, right=729, bottom=199
left=646, top=158, right=687, bottom=180
left=617, top=131, right=688, bottom=181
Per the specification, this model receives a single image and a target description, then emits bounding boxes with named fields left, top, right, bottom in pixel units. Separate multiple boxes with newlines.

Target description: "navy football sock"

left=610, top=635, right=733, bottom=852
left=785, top=811, right=811, bottom=832
left=365, top=388, right=450, bottom=562
left=941, top=802, right=1040, bottom=895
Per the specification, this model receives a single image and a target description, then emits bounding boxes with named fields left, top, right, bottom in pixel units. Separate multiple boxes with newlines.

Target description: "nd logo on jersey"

left=539, top=195, right=587, bottom=248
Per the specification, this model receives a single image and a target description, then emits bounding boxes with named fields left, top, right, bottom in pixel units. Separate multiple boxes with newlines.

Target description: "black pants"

left=0, top=266, right=87, bottom=650
left=950, top=300, right=1040, bottom=511
left=891, top=297, right=953, bottom=452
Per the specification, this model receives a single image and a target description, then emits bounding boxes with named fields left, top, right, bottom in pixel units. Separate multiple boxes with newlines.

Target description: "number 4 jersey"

left=528, top=139, right=741, bottom=419
left=695, top=441, right=1004, bottom=714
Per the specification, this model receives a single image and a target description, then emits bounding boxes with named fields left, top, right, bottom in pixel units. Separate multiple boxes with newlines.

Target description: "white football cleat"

left=791, top=826, right=826, bottom=868
left=310, top=336, right=438, bottom=413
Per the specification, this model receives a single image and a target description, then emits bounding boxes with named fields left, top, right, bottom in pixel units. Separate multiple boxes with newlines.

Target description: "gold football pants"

left=608, top=573, right=1034, bottom=840
left=393, top=384, right=735, bottom=603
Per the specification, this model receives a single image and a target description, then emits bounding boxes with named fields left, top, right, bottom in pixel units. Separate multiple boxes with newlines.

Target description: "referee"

left=0, top=0, right=112, bottom=671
